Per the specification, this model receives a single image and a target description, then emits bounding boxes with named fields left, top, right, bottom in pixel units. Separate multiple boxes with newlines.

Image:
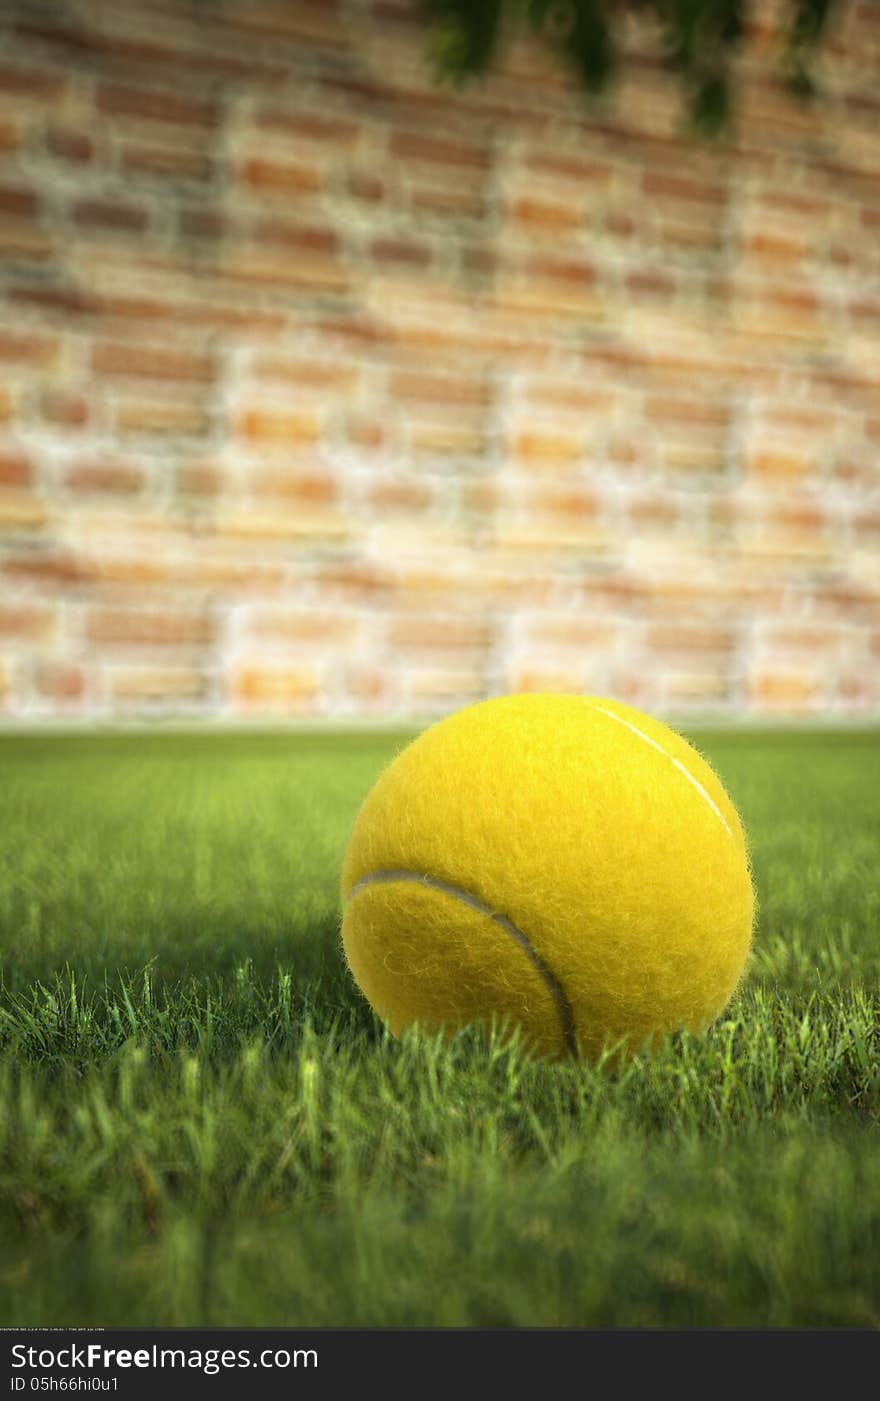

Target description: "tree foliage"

left=418, top=0, right=840, bottom=135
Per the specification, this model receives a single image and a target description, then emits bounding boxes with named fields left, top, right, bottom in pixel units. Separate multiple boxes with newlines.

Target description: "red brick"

left=767, top=287, right=821, bottom=317
left=757, top=190, right=830, bottom=218
left=236, top=411, right=320, bottom=446
left=256, top=110, right=360, bottom=144
left=93, top=558, right=170, bottom=587
left=40, top=394, right=90, bottom=428
left=389, top=132, right=490, bottom=169
left=214, top=0, right=348, bottom=47
left=462, top=245, right=497, bottom=277
left=626, top=270, right=676, bottom=297
left=850, top=299, right=880, bottom=326
left=657, top=223, right=724, bottom=254
left=0, top=185, right=39, bottom=218
left=371, top=236, right=431, bottom=268
left=37, top=664, right=85, bottom=702
left=0, top=223, right=54, bottom=261
left=807, top=369, right=879, bottom=399
left=532, top=488, right=596, bottom=519
left=346, top=416, right=386, bottom=450
left=0, top=333, right=59, bottom=365
left=17, top=18, right=288, bottom=84
left=583, top=347, right=644, bottom=377
left=607, top=439, right=641, bottom=467
left=91, top=343, right=216, bottom=383
left=512, top=667, right=585, bottom=695
left=254, top=358, right=357, bottom=391
left=179, top=208, right=227, bottom=240
left=9, top=286, right=99, bottom=317
left=218, top=250, right=349, bottom=293
left=0, top=65, right=65, bottom=99
left=746, top=450, right=814, bottom=481
left=3, top=552, right=93, bottom=585
left=73, top=199, right=148, bottom=232
left=643, top=173, right=726, bottom=205
left=511, top=431, right=583, bottom=465
left=527, top=255, right=597, bottom=287
left=524, top=383, right=614, bottom=413
left=525, top=618, right=612, bottom=647
left=584, top=575, right=649, bottom=609
left=387, top=618, right=493, bottom=651
left=367, top=479, right=432, bottom=511
left=835, top=675, right=874, bottom=707
left=96, top=296, right=283, bottom=333
left=603, top=205, right=638, bottom=238
left=248, top=611, right=357, bottom=642
left=742, top=231, right=806, bottom=262
left=46, top=128, right=93, bottom=162
left=767, top=626, right=841, bottom=651
left=87, top=610, right=214, bottom=647
left=319, top=74, right=386, bottom=108
left=0, top=606, right=54, bottom=640
left=646, top=398, right=730, bottom=427
left=65, top=463, right=145, bottom=495
left=112, top=668, right=209, bottom=702
left=389, top=371, right=491, bottom=406
left=413, top=187, right=488, bottom=219
left=410, top=423, right=487, bottom=456
left=253, top=219, right=338, bottom=254
left=0, top=494, right=48, bottom=530
left=523, top=153, right=611, bottom=185
left=233, top=667, right=317, bottom=708
left=760, top=407, right=834, bottom=434
left=648, top=626, right=736, bottom=653
left=630, top=496, right=678, bottom=527
left=315, top=316, right=387, bottom=347
left=254, top=471, right=337, bottom=504
left=122, top=146, right=214, bottom=181
left=508, top=197, right=581, bottom=231
left=0, top=453, right=32, bottom=488
left=316, top=564, right=392, bottom=598
left=348, top=173, right=384, bottom=203
left=114, top=402, right=211, bottom=437
left=241, top=159, right=321, bottom=195
left=773, top=503, right=826, bottom=533
left=175, top=463, right=224, bottom=497
left=750, top=671, right=820, bottom=709
left=97, top=83, right=218, bottom=129
left=346, top=664, right=392, bottom=703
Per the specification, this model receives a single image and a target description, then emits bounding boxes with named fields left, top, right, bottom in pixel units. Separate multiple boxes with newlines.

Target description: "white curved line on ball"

left=346, top=869, right=578, bottom=1057
left=588, top=703, right=732, bottom=837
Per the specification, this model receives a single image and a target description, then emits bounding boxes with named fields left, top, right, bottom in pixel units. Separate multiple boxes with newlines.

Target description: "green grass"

left=0, top=728, right=878, bottom=1327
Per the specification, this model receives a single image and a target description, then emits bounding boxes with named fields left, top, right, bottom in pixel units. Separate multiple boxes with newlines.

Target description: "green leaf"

left=564, top=1, right=615, bottom=93
left=690, top=71, right=731, bottom=136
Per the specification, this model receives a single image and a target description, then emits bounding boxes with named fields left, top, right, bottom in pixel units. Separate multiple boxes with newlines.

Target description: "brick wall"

left=0, top=0, right=878, bottom=721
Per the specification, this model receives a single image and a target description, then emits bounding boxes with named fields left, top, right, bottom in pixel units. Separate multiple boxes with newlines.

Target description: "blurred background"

left=0, top=0, right=877, bottom=723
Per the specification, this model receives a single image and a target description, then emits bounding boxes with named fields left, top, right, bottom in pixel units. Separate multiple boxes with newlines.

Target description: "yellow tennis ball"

left=340, top=694, right=755, bottom=1059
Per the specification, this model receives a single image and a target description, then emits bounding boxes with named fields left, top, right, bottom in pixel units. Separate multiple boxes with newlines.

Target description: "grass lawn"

left=0, top=727, right=878, bottom=1327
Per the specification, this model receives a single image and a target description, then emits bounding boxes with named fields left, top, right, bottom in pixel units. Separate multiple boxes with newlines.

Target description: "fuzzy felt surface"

left=341, top=694, right=755, bottom=1059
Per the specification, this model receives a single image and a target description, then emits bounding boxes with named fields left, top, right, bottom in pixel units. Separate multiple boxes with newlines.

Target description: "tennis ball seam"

left=586, top=702, right=733, bottom=837
left=347, top=869, right=579, bottom=1057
